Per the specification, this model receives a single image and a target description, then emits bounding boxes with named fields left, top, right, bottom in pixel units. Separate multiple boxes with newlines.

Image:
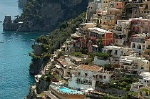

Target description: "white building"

left=130, top=34, right=150, bottom=54
left=144, top=39, right=150, bottom=59
left=103, top=46, right=123, bottom=58
left=93, top=56, right=110, bottom=66
left=119, top=55, right=150, bottom=72
left=113, top=20, right=130, bottom=46
left=139, top=72, right=150, bottom=86
left=94, top=0, right=102, bottom=9
left=102, top=46, right=133, bottom=58
left=130, top=72, right=150, bottom=92
left=68, top=65, right=112, bottom=90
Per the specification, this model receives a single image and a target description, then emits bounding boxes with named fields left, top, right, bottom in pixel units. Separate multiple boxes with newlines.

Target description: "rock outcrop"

left=3, top=16, right=18, bottom=31
left=26, top=85, right=37, bottom=99
left=36, top=78, right=50, bottom=94
left=26, top=75, right=51, bottom=99
left=29, top=58, right=44, bottom=75
left=3, top=0, right=89, bottom=32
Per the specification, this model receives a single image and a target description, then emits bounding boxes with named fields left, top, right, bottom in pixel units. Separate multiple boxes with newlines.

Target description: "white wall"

left=111, top=48, right=123, bottom=57
left=137, top=59, right=150, bottom=71
left=131, top=42, right=145, bottom=53
left=68, top=69, right=112, bottom=90
left=68, top=70, right=96, bottom=90
left=120, top=56, right=150, bottom=72
left=139, top=79, right=150, bottom=86
left=93, top=56, right=110, bottom=66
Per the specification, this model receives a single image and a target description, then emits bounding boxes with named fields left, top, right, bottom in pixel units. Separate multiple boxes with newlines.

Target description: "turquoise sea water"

left=58, top=87, right=83, bottom=94
left=0, top=1, right=47, bottom=99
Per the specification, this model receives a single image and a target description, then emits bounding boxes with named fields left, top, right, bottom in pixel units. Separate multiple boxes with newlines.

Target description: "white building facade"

left=68, top=65, right=112, bottom=90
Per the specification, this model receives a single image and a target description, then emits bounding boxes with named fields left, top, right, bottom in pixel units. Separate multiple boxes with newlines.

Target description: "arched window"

left=137, top=44, right=141, bottom=49
left=104, top=76, right=106, bottom=79
left=132, top=43, right=135, bottom=48
left=99, top=75, right=102, bottom=79
left=85, top=73, right=88, bottom=76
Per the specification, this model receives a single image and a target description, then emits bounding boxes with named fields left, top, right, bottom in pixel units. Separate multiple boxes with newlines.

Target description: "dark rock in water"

left=29, top=44, right=44, bottom=75
left=3, top=16, right=18, bottom=31
left=10, top=0, right=89, bottom=32
left=26, top=85, right=37, bottom=99
left=36, top=78, right=50, bottom=94
left=26, top=77, right=50, bottom=99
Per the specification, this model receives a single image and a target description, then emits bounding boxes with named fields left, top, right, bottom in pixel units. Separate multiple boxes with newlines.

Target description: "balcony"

left=76, top=78, right=92, bottom=85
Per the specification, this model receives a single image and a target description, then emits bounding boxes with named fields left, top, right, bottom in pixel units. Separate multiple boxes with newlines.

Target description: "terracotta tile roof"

left=57, top=58, right=68, bottom=66
left=78, top=65, right=102, bottom=72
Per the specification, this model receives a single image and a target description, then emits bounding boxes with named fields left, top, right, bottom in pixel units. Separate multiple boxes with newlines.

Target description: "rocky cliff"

left=5, top=0, right=88, bottom=32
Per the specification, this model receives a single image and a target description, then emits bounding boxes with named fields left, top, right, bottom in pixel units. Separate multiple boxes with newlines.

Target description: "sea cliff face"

left=3, top=0, right=88, bottom=32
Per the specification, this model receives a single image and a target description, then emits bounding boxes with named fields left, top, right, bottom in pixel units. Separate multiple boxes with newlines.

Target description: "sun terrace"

left=49, top=82, right=86, bottom=99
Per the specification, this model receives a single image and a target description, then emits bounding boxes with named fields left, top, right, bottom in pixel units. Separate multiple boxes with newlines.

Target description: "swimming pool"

left=58, top=87, right=83, bottom=94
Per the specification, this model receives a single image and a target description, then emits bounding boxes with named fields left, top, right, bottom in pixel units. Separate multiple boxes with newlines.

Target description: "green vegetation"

left=70, top=52, right=83, bottom=57
left=29, top=12, right=87, bottom=75
left=140, top=88, right=150, bottom=96
left=108, top=75, right=138, bottom=91
left=96, top=52, right=110, bottom=59
left=29, top=52, right=41, bottom=59
left=104, top=64, right=115, bottom=71
left=29, top=35, right=51, bottom=61
left=44, top=12, right=85, bottom=54
left=36, top=35, right=50, bottom=44
left=41, top=72, right=51, bottom=82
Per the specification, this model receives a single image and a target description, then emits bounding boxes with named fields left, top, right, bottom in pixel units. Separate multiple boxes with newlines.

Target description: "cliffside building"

left=68, top=65, right=113, bottom=90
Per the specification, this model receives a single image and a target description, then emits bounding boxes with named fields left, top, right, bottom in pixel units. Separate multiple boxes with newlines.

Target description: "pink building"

left=89, top=27, right=113, bottom=46
left=114, top=2, right=124, bottom=9
left=130, top=18, right=150, bottom=34
left=71, top=28, right=113, bottom=53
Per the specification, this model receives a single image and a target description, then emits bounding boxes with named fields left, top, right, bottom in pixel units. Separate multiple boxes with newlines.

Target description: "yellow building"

left=102, top=0, right=110, bottom=9
left=101, top=8, right=122, bottom=30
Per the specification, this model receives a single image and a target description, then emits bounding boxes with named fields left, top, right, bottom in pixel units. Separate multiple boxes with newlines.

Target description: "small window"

left=132, top=43, right=135, bottom=48
left=99, top=75, right=102, bottom=79
left=137, top=44, right=141, bottom=49
left=78, top=72, right=80, bottom=76
left=114, top=50, right=117, bottom=55
left=85, top=73, right=88, bottom=76
left=104, top=76, right=106, bottom=79
left=96, top=75, right=98, bottom=78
